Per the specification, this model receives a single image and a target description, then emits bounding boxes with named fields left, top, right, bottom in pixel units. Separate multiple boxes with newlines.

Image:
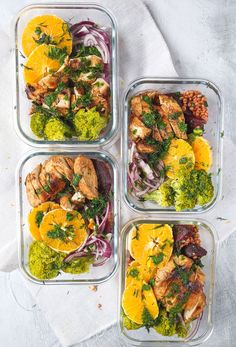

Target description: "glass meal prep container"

left=16, top=149, right=119, bottom=284
left=118, top=218, right=217, bottom=346
left=13, top=3, right=118, bottom=147
left=122, top=77, right=224, bottom=214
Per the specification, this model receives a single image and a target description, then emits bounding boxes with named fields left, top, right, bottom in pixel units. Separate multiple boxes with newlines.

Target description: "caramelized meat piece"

left=91, top=78, right=110, bottom=97
left=136, top=141, right=156, bottom=153
left=130, top=95, right=152, bottom=117
left=129, top=116, right=152, bottom=140
left=159, top=95, right=187, bottom=139
left=152, top=126, right=163, bottom=142
left=184, top=291, right=206, bottom=322
left=182, top=244, right=207, bottom=259
left=155, top=106, right=174, bottom=140
left=74, top=156, right=98, bottom=200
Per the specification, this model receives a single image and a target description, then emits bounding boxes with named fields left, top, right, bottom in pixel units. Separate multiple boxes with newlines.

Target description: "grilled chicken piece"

left=130, top=95, right=152, bottom=117
left=39, top=72, right=69, bottom=89
left=136, top=141, right=156, bottom=153
left=70, top=87, right=84, bottom=112
left=184, top=291, right=206, bottom=322
left=25, top=173, right=44, bottom=207
left=60, top=195, right=75, bottom=211
left=154, top=106, right=174, bottom=140
left=91, top=78, right=110, bottom=97
left=154, top=254, right=206, bottom=322
left=25, top=83, right=48, bottom=104
left=91, top=95, right=110, bottom=117
left=129, top=116, right=151, bottom=140
left=152, top=126, right=163, bottom=142
left=159, top=95, right=187, bottom=139
left=71, top=191, right=86, bottom=204
left=44, top=156, right=74, bottom=181
left=48, top=88, right=71, bottom=116
left=74, top=156, right=98, bottom=200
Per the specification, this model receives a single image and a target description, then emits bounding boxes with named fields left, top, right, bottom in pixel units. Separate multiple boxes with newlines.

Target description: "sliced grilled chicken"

left=91, top=78, right=110, bottom=97
left=129, top=116, right=152, bottom=140
left=136, top=141, right=156, bottom=153
left=159, top=95, right=187, bottom=139
left=44, top=156, right=74, bottom=181
left=154, top=106, right=174, bottom=140
left=91, top=95, right=110, bottom=117
left=39, top=72, right=68, bottom=90
left=130, top=95, right=152, bottom=117
left=152, top=126, right=163, bottom=142
left=60, top=195, right=75, bottom=211
left=184, top=291, right=206, bottom=322
left=25, top=173, right=43, bottom=207
left=74, top=156, right=98, bottom=200
left=25, top=83, right=48, bottom=104
left=30, top=164, right=51, bottom=202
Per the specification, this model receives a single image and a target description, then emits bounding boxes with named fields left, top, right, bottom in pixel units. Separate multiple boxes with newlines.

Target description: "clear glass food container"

left=118, top=218, right=217, bottom=346
left=13, top=3, right=118, bottom=147
left=16, top=149, right=119, bottom=284
left=122, top=78, right=224, bottom=213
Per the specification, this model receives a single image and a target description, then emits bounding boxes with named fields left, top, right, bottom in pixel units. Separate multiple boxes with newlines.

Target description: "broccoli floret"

left=176, top=321, right=190, bottom=338
left=121, top=308, right=142, bottom=330
left=30, top=112, right=47, bottom=138
left=172, top=169, right=213, bottom=211
left=195, top=170, right=214, bottom=205
left=74, top=107, right=108, bottom=141
left=154, top=309, right=176, bottom=336
left=144, top=180, right=175, bottom=207
left=44, top=118, right=72, bottom=141
left=123, top=316, right=143, bottom=330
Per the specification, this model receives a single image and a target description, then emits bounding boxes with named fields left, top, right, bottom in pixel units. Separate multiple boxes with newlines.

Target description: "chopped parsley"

left=75, top=44, right=101, bottom=58
left=66, top=212, right=74, bottom=221
left=142, top=95, right=152, bottom=106
left=128, top=268, right=139, bottom=278
left=142, top=112, right=157, bottom=127
left=204, top=101, right=208, bottom=107
left=149, top=252, right=164, bottom=265
left=169, top=111, right=182, bottom=120
left=142, top=284, right=151, bottom=291
left=35, top=211, right=44, bottom=228
left=47, top=224, right=75, bottom=241
left=149, top=278, right=155, bottom=287
left=178, top=122, right=187, bottom=132
left=47, top=46, right=67, bottom=65
left=82, top=195, right=107, bottom=220
left=72, top=174, right=82, bottom=187
left=179, top=157, right=188, bottom=164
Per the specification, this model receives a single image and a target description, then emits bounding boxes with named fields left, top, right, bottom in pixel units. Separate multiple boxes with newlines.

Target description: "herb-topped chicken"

left=25, top=155, right=114, bottom=280
left=121, top=223, right=208, bottom=338
left=128, top=90, right=213, bottom=211
left=21, top=15, right=111, bottom=141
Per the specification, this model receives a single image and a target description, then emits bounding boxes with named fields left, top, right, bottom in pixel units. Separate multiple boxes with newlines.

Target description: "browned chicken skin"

left=74, top=156, right=98, bottom=200
left=154, top=254, right=206, bottom=322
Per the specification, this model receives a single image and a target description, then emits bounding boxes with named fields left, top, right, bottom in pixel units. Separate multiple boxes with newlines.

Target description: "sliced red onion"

left=187, top=313, right=203, bottom=340
left=98, top=201, right=111, bottom=233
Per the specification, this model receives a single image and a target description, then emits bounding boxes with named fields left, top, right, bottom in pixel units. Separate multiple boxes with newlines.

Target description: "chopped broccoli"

left=144, top=180, right=175, bottom=206
left=74, top=107, right=108, bottom=141
left=30, top=112, right=47, bottom=138
left=154, top=309, right=176, bottom=336
left=44, top=118, right=72, bottom=141
left=176, top=321, right=190, bottom=338
left=123, top=316, right=143, bottom=330
left=144, top=170, right=214, bottom=211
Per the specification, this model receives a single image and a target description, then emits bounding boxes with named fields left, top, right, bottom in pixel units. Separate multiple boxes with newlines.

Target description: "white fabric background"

left=0, top=0, right=235, bottom=346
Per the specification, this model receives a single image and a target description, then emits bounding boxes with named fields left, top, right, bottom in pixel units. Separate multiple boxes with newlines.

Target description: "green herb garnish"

left=35, top=211, right=44, bottom=228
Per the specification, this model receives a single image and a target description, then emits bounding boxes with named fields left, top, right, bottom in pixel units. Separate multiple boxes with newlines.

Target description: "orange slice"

left=28, top=202, right=61, bottom=240
left=22, top=15, right=72, bottom=57
left=39, top=209, right=87, bottom=253
left=128, top=224, right=173, bottom=270
left=122, top=281, right=159, bottom=324
left=191, top=136, right=212, bottom=171
left=163, top=139, right=195, bottom=178
left=23, top=44, right=62, bottom=84
left=125, top=261, right=141, bottom=287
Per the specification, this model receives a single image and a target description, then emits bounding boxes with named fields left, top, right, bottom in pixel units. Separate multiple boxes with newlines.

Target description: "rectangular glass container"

left=14, top=3, right=118, bottom=147
left=16, top=149, right=119, bottom=284
left=122, top=78, right=223, bottom=213
left=118, top=218, right=217, bottom=346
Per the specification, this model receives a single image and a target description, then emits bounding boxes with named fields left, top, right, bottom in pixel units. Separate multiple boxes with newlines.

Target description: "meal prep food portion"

left=121, top=223, right=207, bottom=338
left=128, top=90, right=214, bottom=211
left=25, top=155, right=113, bottom=280
left=21, top=15, right=111, bottom=141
